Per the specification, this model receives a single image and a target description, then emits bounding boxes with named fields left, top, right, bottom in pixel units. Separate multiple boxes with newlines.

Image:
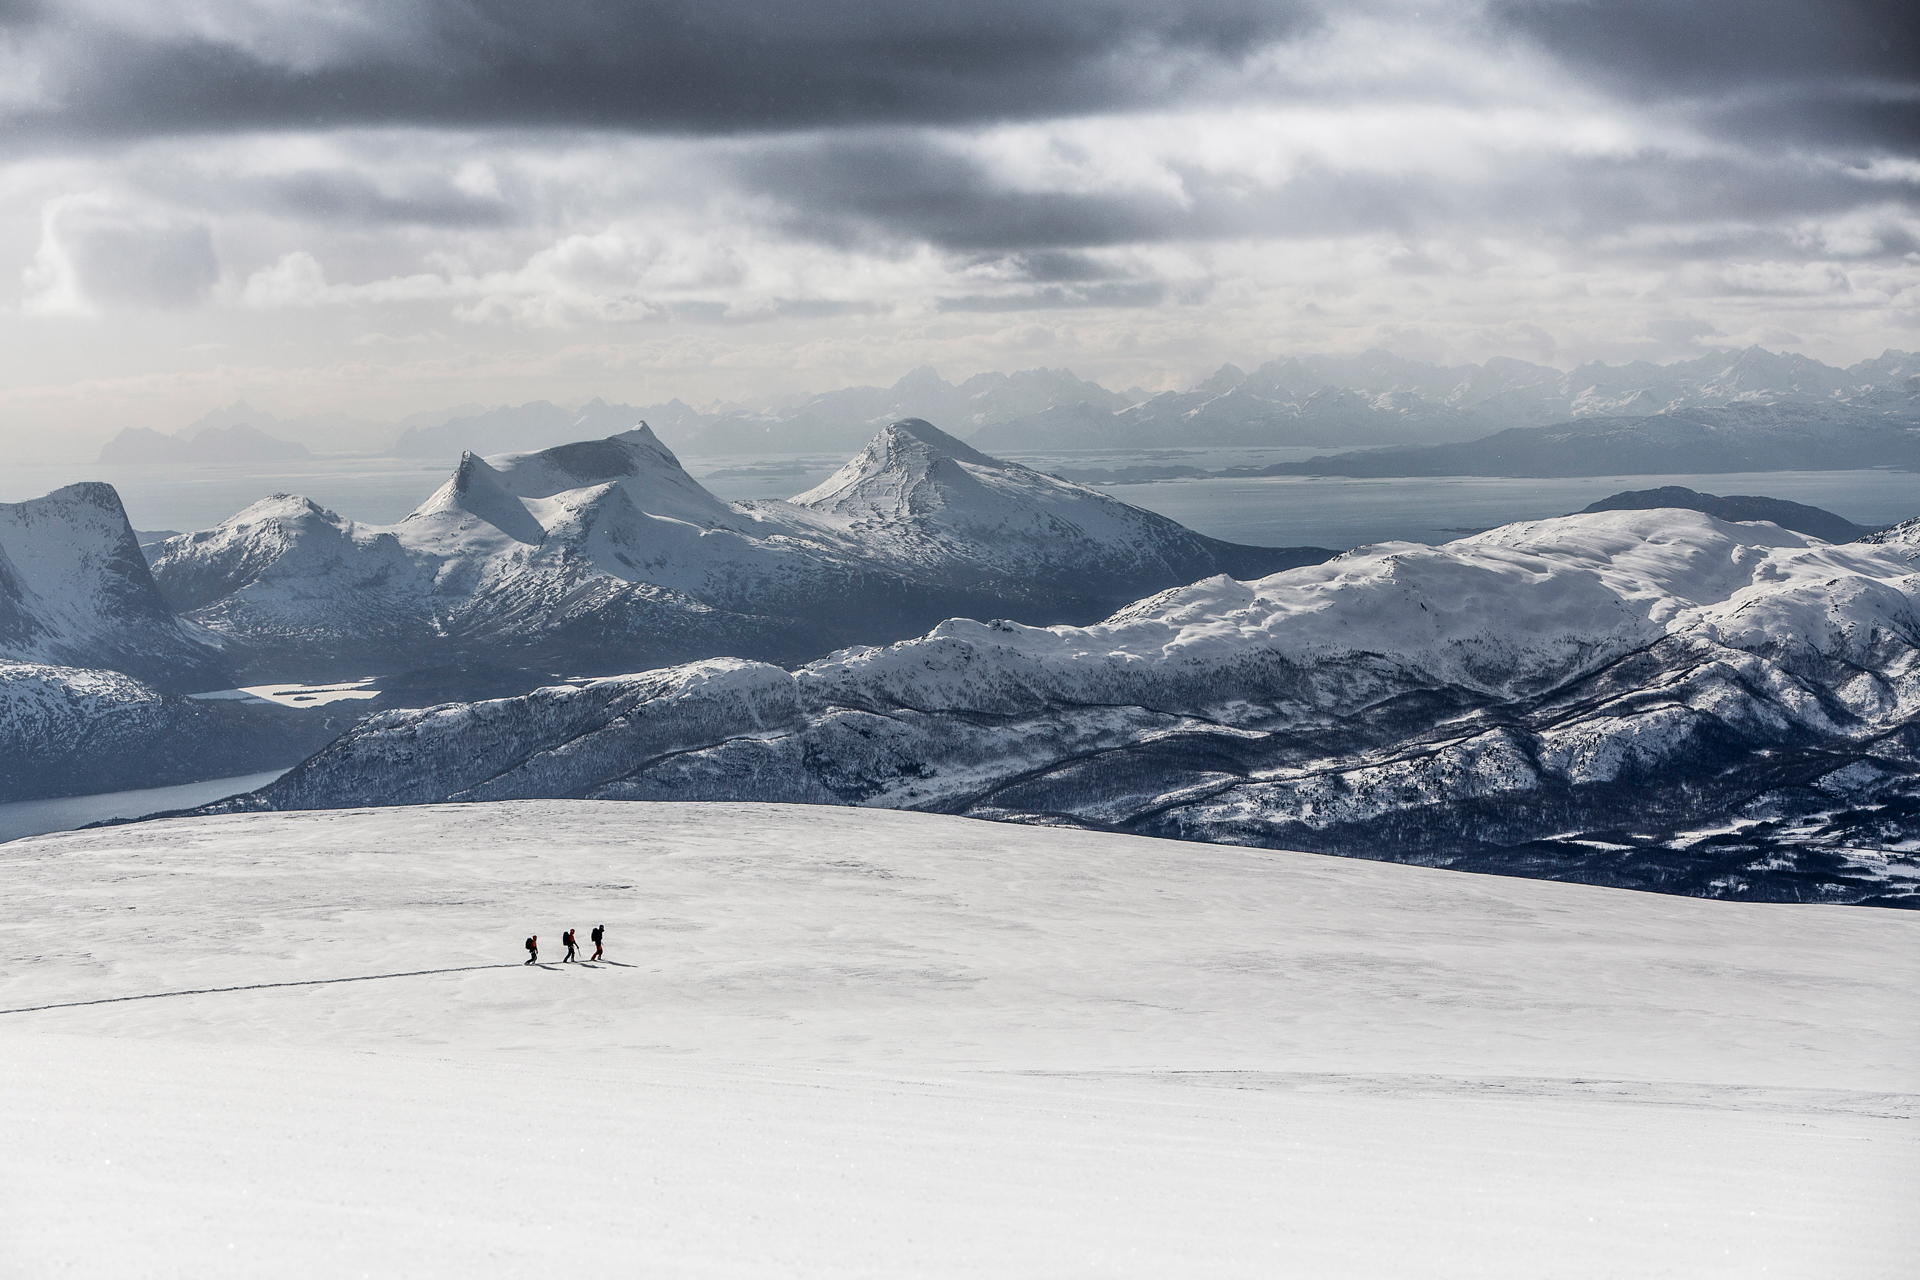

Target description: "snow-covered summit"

left=787, top=418, right=1320, bottom=589
left=475, top=424, right=737, bottom=529
left=793, top=418, right=1012, bottom=516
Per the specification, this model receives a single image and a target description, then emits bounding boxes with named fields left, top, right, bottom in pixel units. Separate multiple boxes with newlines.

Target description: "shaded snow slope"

left=0, top=662, right=340, bottom=803
left=226, top=509, right=1920, bottom=903
left=3, top=803, right=1912, bottom=1276
left=149, top=421, right=1326, bottom=679
left=0, top=482, right=225, bottom=689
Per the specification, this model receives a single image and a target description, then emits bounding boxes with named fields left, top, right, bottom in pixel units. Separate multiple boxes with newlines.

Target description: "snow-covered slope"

left=4, top=803, right=1912, bottom=1275
left=787, top=418, right=1307, bottom=587
left=0, top=661, right=340, bottom=802
left=0, top=483, right=225, bottom=689
left=149, top=422, right=1325, bottom=679
left=226, top=509, right=1920, bottom=903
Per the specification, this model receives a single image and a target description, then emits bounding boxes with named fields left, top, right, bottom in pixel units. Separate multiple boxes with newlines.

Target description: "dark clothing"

left=524, top=936, right=538, bottom=965
left=591, top=925, right=604, bottom=961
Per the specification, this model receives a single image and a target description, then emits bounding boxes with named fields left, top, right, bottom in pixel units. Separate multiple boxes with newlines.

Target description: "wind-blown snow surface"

left=228, top=509, right=1920, bottom=903
left=148, top=420, right=1321, bottom=679
left=2, top=803, right=1912, bottom=1276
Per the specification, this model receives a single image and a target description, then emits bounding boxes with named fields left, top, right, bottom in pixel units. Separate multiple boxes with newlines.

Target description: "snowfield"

left=2, top=801, right=1913, bottom=1276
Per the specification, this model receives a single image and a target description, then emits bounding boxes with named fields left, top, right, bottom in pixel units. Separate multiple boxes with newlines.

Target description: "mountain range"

left=147, top=418, right=1324, bottom=681
left=98, top=422, right=312, bottom=465
left=3, top=420, right=1324, bottom=801
left=201, top=507, right=1920, bottom=907
left=128, top=344, right=1920, bottom=466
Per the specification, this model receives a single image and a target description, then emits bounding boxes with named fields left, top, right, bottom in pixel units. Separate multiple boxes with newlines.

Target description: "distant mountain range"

left=1252, top=398, right=1920, bottom=479
left=136, top=344, right=1920, bottom=466
left=978, top=345, right=1920, bottom=454
left=201, top=507, right=1920, bottom=908
left=99, top=422, right=311, bottom=464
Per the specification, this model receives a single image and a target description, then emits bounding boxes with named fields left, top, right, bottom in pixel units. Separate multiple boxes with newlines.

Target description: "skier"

left=590, top=924, right=604, bottom=962
left=524, top=935, right=538, bottom=965
left=563, top=928, right=579, bottom=963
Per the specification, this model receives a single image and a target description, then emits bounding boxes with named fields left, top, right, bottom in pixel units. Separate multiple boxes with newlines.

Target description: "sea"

left=4, top=446, right=1916, bottom=550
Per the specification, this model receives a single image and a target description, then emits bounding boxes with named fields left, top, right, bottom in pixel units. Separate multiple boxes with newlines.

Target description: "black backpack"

left=591, top=926, right=603, bottom=943
left=525, top=936, right=535, bottom=952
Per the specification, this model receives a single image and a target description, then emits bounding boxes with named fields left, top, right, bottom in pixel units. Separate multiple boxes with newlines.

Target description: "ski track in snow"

left=1, top=800, right=1914, bottom=1277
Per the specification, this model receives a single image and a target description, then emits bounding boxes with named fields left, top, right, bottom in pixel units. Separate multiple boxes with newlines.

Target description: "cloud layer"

left=1, top=1, right=1915, bottom=452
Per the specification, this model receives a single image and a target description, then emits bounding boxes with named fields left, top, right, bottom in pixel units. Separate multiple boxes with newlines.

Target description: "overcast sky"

left=2, top=0, right=1915, bottom=453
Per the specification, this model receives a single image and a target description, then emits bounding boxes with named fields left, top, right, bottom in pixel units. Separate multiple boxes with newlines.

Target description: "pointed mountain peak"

left=790, top=419, right=1015, bottom=516
left=406, top=452, right=546, bottom=544
left=891, top=365, right=950, bottom=395
left=878, top=418, right=1009, bottom=469
left=1196, top=363, right=1246, bottom=394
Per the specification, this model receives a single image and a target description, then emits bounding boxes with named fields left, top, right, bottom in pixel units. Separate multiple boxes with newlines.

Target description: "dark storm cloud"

left=1496, top=0, right=1920, bottom=151
left=4, top=0, right=1317, bottom=140
left=737, top=133, right=1918, bottom=260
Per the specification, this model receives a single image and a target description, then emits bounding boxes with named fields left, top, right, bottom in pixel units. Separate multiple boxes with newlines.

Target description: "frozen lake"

left=5, top=448, right=1914, bottom=552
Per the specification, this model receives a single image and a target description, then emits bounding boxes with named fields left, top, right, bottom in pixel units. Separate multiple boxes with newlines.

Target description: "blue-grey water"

left=4, top=448, right=1914, bottom=551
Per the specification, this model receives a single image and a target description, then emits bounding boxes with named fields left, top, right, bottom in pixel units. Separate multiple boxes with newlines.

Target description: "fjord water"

left=4, top=449, right=1914, bottom=551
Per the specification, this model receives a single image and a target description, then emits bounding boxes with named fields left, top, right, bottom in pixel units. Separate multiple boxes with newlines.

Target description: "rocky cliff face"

left=215, top=509, right=1920, bottom=905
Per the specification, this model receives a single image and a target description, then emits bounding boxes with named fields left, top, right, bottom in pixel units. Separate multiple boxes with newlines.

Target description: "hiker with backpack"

left=563, top=928, right=579, bottom=963
left=524, top=935, right=538, bottom=965
left=590, top=924, right=604, bottom=962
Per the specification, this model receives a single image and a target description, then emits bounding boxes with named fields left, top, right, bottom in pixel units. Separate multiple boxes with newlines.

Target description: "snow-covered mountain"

left=0, top=483, right=226, bottom=689
left=148, top=420, right=1325, bottom=679
left=785, top=420, right=1294, bottom=588
left=216, top=508, right=1920, bottom=905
